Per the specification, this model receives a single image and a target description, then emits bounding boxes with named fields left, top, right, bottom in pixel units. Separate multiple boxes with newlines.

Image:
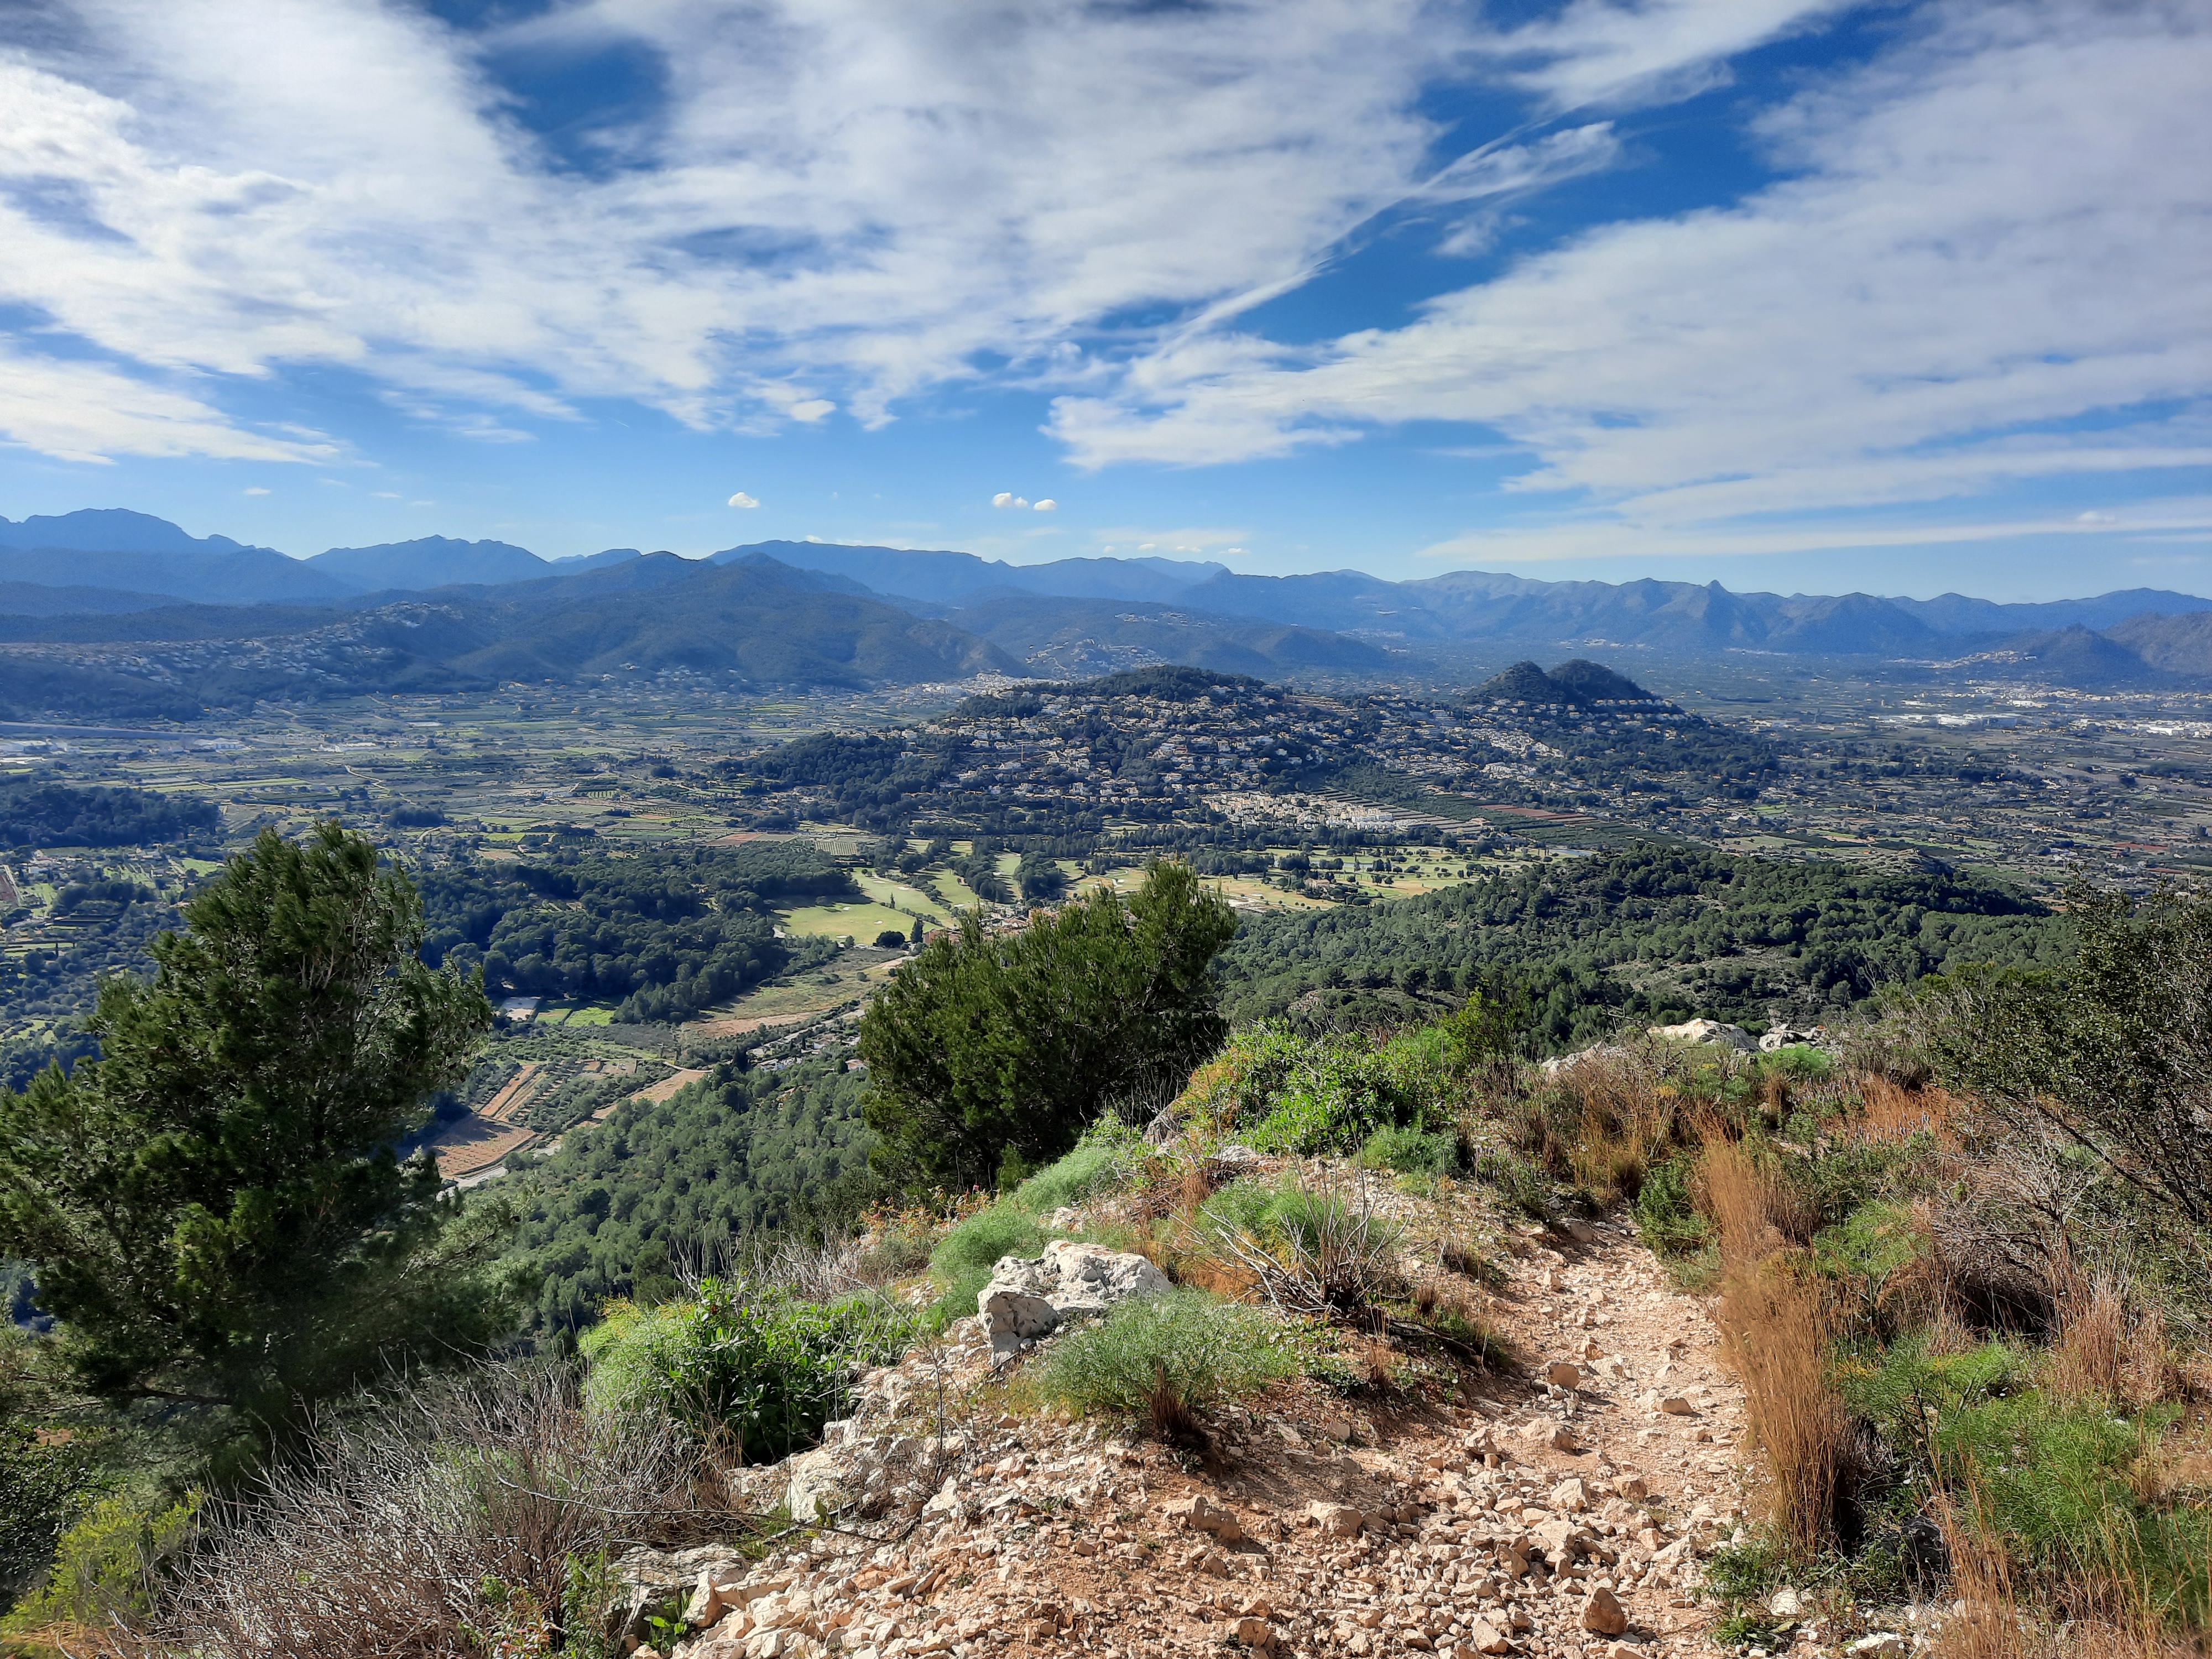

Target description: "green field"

left=781, top=899, right=914, bottom=941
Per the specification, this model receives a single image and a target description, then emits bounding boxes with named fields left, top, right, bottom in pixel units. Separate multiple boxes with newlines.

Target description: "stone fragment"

left=1165, top=1493, right=1245, bottom=1544
left=1307, top=1501, right=1365, bottom=1538
left=1601, top=1645, right=1644, bottom=1659
left=1580, top=1585, right=1629, bottom=1636
left=1546, top=1360, right=1584, bottom=1389
left=1649, top=1018, right=1756, bottom=1051
left=1548, top=1477, right=1590, bottom=1513
left=1849, top=1637, right=1908, bottom=1657
left=1768, top=1586, right=1802, bottom=1617
left=1657, top=1395, right=1694, bottom=1416
left=1464, top=1618, right=1515, bottom=1655
left=1520, top=1417, right=1579, bottom=1452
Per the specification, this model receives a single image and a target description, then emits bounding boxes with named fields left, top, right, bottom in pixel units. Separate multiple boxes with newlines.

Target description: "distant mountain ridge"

left=4, top=508, right=2212, bottom=685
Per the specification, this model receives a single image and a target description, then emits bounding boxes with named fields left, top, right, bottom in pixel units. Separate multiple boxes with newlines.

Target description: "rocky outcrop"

left=1648, top=1018, right=1756, bottom=1051
left=977, top=1239, right=1170, bottom=1360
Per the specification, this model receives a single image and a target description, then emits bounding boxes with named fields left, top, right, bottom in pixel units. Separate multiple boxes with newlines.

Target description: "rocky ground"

left=612, top=1178, right=1822, bottom=1659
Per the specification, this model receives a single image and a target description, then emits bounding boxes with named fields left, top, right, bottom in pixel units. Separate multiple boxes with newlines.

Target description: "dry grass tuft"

left=152, top=1362, right=753, bottom=1659
left=1704, top=1134, right=1854, bottom=1558
left=2050, top=1270, right=2178, bottom=1412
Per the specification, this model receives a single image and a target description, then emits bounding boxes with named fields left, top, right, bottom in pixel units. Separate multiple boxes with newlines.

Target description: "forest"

left=1214, top=846, right=2072, bottom=1039
left=0, top=778, right=220, bottom=849
left=510, top=1051, right=876, bottom=1333
left=415, top=840, right=855, bottom=1022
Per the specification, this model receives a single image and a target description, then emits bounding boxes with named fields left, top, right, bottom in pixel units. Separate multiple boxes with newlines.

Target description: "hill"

left=2105, top=609, right=2212, bottom=677
left=0, top=555, right=1016, bottom=714
left=945, top=593, right=1398, bottom=679
left=1214, top=844, right=2069, bottom=1035
left=1472, top=659, right=1671, bottom=707
left=308, top=536, right=552, bottom=589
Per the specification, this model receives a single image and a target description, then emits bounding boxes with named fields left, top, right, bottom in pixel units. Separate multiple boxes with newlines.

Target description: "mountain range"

left=2, top=508, right=2210, bottom=703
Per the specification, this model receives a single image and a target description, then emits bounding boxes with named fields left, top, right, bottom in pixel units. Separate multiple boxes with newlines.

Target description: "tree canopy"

left=858, top=861, right=1238, bottom=1188
left=0, top=823, right=503, bottom=1436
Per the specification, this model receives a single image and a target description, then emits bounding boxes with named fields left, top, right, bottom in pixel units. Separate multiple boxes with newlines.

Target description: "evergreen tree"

left=859, top=862, right=1237, bottom=1188
left=0, top=824, right=503, bottom=1437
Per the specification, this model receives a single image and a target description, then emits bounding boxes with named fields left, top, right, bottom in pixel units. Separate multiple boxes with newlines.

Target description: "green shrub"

left=1938, top=1394, right=2209, bottom=1626
left=1240, top=1033, right=1422, bottom=1154
left=928, top=1204, right=1048, bottom=1282
left=1470, top=1145, right=1557, bottom=1224
left=582, top=1279, right=910, bottom=1464
left=1009, top=1121, right=1151, bottom=1215
left=0, top=1420, right=101, bottom=1612
left=3, top=1486, right=197, bottom=1632
left=1633, top=1155, right=1709, bottom=1255
left=1358, top=1124, right=1458, bottom=1177
left=1031, top=1289, right=1293, bottom=1417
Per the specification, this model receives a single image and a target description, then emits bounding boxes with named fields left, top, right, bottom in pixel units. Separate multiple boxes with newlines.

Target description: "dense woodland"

left=513, top=1052, right=875, bottom=1332
left=1215, top=846, right=2070, bottom=1038
left=0, top=778, right=218, bottom=850
left=415, top=841, right=853, bottom=1022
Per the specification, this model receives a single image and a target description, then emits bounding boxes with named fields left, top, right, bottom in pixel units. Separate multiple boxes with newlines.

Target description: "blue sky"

left=0, top=0, right=2205, bottom=601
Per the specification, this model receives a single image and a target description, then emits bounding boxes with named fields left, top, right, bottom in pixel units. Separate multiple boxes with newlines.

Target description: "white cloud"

left=242, top=485, right=269, bottom=494
left=0, top=0, right=1475, bottom=458
left=728, top=491, right=759, bottom=508
left=2077, top=510, right=2117, bottom=524
left=1032, top=498, right=1057, bottom=512
left=1053, top=2, right=2212, bottom=542
left=0, top=344, right=334, bottom=466
left=992, top=492, right=1030, bottom=509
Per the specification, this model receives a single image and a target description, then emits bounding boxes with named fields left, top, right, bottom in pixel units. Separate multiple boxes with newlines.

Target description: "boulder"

left=977, top=1240, right=1171, bottom=1359
left=1580, top=1585, right=1629, bottom=1636
left=1649, top=1018, right=1756, bottom=1052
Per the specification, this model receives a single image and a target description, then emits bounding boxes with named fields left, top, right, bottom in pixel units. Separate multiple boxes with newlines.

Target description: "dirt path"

left=654, top=1207, right=1750, bottom=1659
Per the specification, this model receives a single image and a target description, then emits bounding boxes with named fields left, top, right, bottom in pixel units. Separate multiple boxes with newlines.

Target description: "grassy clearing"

left=780, top=900, right=911, bottom=940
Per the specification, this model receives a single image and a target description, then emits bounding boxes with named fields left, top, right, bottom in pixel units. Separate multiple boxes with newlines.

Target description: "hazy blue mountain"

left=0, top=508, right=348, bottom=604
left=2103, top=610, right=2212, bottom=677
left=945, top=593, right=1398, bottom=680
left=0, top=508, right=264, bottom=557
left=547, top=547, right=649, bottom=571
left=0, top=554, right=1015, bottom=715
left=1993, top=625, right=2167, bottom=686
left=0, top=544, right=349, bottom=606
left=309, top=535, right=551, bottom=589
left=717, top=540, right=1225, bottom=604
left=1891, top=588, right=2212, bottom=635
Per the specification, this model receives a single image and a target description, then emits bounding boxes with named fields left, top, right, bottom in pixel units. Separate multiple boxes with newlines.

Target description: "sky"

left=0, top=0, right=2205, bottom=601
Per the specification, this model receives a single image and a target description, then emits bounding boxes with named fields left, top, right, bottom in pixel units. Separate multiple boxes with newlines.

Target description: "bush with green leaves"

left=582, top=1279, right=910, bottom=1464
left=1030, top=1288, right=1293, bottom=1418
left=860, top=861, right=1236, bottom=1188
left=1358, top=1124, right=1459, bottom=1178
left=2, top=1486, right=197, bottom=1634
left=1632, top=1155, right=1709, bottom=1256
